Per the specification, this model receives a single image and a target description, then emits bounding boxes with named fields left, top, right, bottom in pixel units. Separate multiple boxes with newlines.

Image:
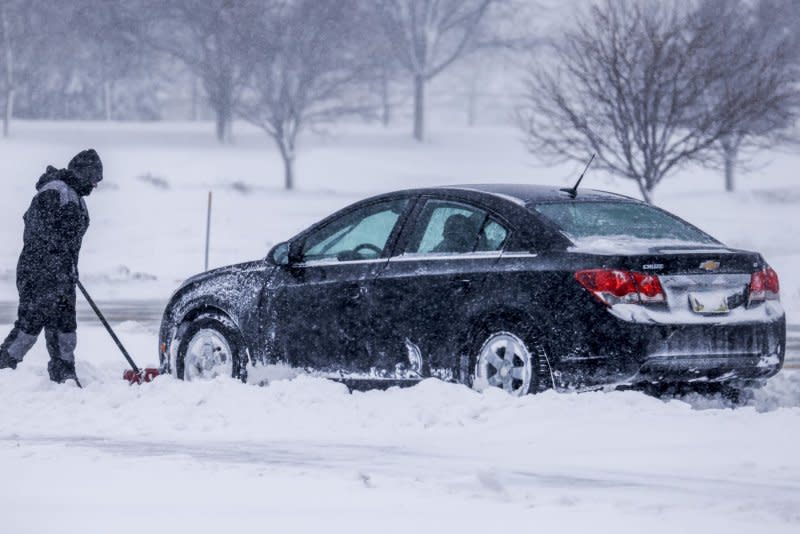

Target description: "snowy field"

left=1, top=121, right=799, bottom=532
left=1, top=328, right=800, bottom=533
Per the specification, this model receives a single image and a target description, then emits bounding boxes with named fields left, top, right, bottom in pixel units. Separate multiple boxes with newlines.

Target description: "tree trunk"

left=225, top=116, right=233, bottom=142
left=275, top=134, right=296, bottom=191
left=215, top=108, right=230, bottom=143
left=1, top=4, right=13, bottom=138
left=3, top=88, right=13, bottom=138
left=723, top=144, right=738, bottom=192
left=212, top=83, right=233, bottom=143
left=215, top=112, right=225, bottom=142
left=282, top=151, right=294, bottom=191
left=413, top=74, right=425, bottom=142
left=381, top=69, right=391, bottom=127
left=467, top=76, right=477, bottom=127
left=191, top=75, right=199, bottom=121
left=103, top=81, right=112, bottom=121
left=637, top=178, right=653, bottom=204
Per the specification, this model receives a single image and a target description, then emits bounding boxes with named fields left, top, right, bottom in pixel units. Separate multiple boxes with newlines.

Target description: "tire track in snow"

left=3, top=434, right=800, bottom=522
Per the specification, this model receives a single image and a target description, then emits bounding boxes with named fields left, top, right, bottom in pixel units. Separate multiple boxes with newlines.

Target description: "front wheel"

left=176, top=315, right=247, bottom=382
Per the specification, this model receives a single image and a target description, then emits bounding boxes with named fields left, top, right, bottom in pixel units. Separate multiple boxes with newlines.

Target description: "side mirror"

left=267, top=241, right=291, bottom=266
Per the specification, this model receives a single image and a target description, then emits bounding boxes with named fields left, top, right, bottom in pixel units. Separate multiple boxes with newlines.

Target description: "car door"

left=270, top=197, right=411, bottom=373
left=370, top=197, right=511, bottom=375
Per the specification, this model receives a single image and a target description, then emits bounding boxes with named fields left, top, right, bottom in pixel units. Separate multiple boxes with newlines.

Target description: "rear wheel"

left=176, top=315, right=247, bottom=382
left=467, top=324, right=550, bottom=396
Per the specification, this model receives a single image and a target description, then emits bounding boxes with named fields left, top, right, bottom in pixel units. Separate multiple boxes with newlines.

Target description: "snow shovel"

left=76, top=280, right=160, bottom=385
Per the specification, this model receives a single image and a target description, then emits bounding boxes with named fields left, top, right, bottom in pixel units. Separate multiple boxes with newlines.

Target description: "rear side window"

left=477, top=220, right=508, bottom=252
left=531, top=201, right=717, bottom=244
left=405, top=200, right=508, bottom=255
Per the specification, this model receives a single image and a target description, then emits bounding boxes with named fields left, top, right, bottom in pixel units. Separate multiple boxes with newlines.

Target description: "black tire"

left=176, top=314, right=247, bottom=382
left=462, top=320, right=551, bottom=395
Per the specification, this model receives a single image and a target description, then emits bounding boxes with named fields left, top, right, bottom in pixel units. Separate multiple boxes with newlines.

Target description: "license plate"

left=689, top=292, right=730, bottom=314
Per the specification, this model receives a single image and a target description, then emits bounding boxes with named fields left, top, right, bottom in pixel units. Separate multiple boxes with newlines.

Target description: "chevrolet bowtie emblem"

left=699, top=260, right=720, bottom=271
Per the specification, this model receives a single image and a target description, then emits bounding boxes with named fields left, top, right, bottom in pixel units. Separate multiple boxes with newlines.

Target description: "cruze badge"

left=699, top=260, right=720, bottom=271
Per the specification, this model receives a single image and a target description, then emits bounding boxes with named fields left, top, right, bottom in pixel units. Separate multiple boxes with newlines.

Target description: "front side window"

left=302, top=199, right=408, bottom=262
left=405, top=200, right=508, bottom=255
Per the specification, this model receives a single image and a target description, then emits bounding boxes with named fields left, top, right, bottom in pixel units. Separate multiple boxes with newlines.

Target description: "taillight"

left=633, top=272, right=666, bottom=304
left=765, top=266, right=780, bottom=296
left=749, top=266, right=780, bottom=305
left=575, top=269, right=666, bottom=306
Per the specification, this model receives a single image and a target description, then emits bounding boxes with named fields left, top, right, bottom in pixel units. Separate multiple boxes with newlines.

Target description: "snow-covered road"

left=3, top=428, right=799, bottom=533
left=2, top=324, right=799, bottom=533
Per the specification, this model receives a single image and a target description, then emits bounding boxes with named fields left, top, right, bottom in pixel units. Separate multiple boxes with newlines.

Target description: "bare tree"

left=237, top=0, right=374, bottom=190
left=0, top=1, right=14, bottom=136
left=698, top=0, right=800, bottom=191
left=0, top=0, right=39, bottom=136
left=518, top=0, right=792, bottom=203
left=0, top=0, right=68, bottom=131
left=74, top=0, right=152, bottom=122
left=375, top=0, right=493, bottom=141
left=150, top=0, right=254, bottom=143
left=375, top=49, right=403, bottom=127
left=455, top=0, right=547, bottom=128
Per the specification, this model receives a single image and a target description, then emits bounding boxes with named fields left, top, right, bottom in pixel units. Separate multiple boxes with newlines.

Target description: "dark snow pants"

left=0, top=278, right=77, bottom=365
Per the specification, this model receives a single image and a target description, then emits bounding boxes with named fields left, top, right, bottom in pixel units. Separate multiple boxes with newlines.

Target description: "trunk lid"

left=620, top=247, right=759, bottom=316
left=568, top=245, right=776, bottom=323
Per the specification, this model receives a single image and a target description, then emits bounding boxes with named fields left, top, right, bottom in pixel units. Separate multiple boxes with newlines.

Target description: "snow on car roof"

left=440, top=184, right=637, bottom=204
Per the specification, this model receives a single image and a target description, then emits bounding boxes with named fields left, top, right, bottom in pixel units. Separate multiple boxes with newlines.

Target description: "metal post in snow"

left=205, top=191, right=212, bottom=271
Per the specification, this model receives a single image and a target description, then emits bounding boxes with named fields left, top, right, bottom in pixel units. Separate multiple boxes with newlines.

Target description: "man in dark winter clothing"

left=0, top=149, right=103, bottom=384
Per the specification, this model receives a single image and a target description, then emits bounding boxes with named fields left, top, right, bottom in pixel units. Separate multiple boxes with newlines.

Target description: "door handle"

left=343, top=284, right=366, bottom=301
left=451, top=278, right=472, bottom=291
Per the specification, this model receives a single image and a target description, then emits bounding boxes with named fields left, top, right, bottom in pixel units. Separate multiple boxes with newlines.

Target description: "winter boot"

left=0, top=350, right=17, bottom=370
left=48, top=358, right=80, bottom=386
left=1, top=327, right=37, bottom=370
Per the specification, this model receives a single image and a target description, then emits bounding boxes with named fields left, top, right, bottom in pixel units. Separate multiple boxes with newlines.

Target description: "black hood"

left=36, top=165, right=94, bottom=197
left=68, top=149, right=103, bottom=192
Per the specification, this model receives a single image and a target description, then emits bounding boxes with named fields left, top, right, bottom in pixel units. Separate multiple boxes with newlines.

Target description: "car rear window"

left=531, top=201, right=718, bottom=244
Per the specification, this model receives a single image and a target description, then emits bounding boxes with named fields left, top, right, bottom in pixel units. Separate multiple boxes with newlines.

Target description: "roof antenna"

left=560, top=153, right=595, bottom=199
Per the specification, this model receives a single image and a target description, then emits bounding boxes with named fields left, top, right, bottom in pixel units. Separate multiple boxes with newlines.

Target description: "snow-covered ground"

left=2, top=325, right=800, bottom=533
left=1, top=121, right=799, bottom=532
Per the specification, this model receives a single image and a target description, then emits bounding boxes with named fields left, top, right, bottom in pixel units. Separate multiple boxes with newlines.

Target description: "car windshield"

left=531, top=201, right=719, bottom=246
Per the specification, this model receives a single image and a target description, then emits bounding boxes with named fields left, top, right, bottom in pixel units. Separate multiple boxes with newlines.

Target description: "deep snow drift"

left=1, top=121, right=799, bottom=532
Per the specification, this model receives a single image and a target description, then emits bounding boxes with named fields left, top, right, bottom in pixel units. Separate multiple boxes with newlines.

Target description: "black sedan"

left=158, top=185, right=785, bottom=395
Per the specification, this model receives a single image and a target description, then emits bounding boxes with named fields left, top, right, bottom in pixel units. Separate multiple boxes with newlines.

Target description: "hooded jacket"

left=17, top=166, right=91, bottom=290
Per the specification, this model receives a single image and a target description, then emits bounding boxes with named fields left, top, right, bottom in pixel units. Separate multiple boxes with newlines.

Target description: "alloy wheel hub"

left=475, top=332, right=533, bottom=396
left=184, top=329, right=233, bottom=381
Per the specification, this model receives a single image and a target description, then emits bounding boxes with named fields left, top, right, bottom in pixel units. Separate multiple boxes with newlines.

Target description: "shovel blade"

left=123, top=368, right=160, bottom=385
